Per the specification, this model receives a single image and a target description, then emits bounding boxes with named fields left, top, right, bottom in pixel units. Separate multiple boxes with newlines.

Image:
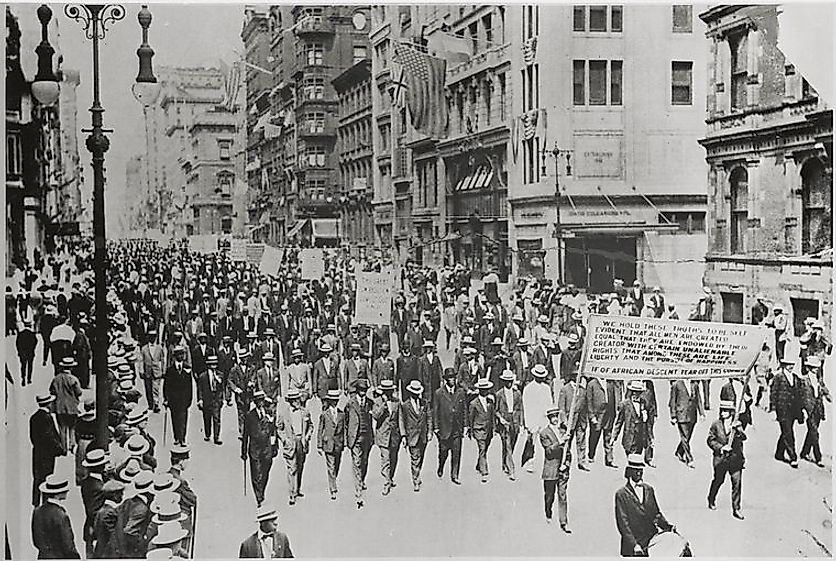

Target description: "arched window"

left=729, top=167, right=748, bottom=253
left=801, top=159, right=832, bottom=254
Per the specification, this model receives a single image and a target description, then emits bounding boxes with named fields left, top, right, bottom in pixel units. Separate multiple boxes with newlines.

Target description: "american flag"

left=394, top=43, right=448, bottom=138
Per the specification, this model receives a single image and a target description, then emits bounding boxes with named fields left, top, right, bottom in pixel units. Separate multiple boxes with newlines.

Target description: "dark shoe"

left=437, top=468, right=444, bottom=479
left=708, top=501, right=717, bottom=510
left=391, top=481, right=397, bottom=488
left=560, top=524, right=572, bottom=534
left=646, top=461, right=656, bottom=468
left=451, top=478, right=461, bottom=485
left=289, top=498, right=295, bottom=506
left=732, top=511, right=744, bottom=520
left=605, top=461, right=618, bottom=469
left=356, top=500, right=363, bottom=509
left=297, top=492, right=304, bottom=498
left=481, top=475, right=488, bottom=483
left=382, top=486, right=390, bottom=496
left=790, top=461, right=799, bottom=469
left=577, top=463, right=590, bottom=472
left=330, top=492, right=337, bottom=501
left=509, top=474, right=516, bottom=481
left=413, top=484, right=420, bottom=492
left=214, top=440, right=222, bottom=445
left=204, top=436, right=210, bottom=442
left=816, top=461, right=826, bottom=468
left=546, top=517, right=552, bottom=525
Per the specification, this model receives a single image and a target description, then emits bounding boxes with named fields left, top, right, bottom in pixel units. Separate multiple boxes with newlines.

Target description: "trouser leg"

left=249, top=454, right=264, bottom=504
left=644, top=417, right=655, bottom=464
left=380, top=446, right=391, bottom=486
left=502, top=428, right=518, bottom=476
left=575, top=423, right=587, bottom=465
left=297, top=445, right=306, bottom=493
left=202, top=407, right=212, bottom=438
left=730, top=468, right=742, bottom=512
left=410, top=444, right=425, bottom=485
left=325, top=452, right=338, bottom=494
left=450, top=436, right=462, bottom=480
left=707, top=462, right=727, bottom=505
left=152, top=379, right=162, bottom=410
left=476, top=438, right=489, bottom=476
left=389, top=440, right=400, bottom=481
left=144, top=378, right=154, bottom=410
left=557, top=470, right=569, bottom=526
left=779, top=417, right=797, bottom=462
left=588, top=424, right=602, bottom=461
left=437, top=437, right=450, bottom=474
left=702, top=380, right=711, bottom=409
left=543, top=480, right=556, bottom=520
left=235, top=399, right=246, bottom=439
left=352, top=444, right=364, bottom=500
left=212, top=404, right=221, bottom=441
left=603, top=423, right=615, bottom=464
left=678, top=421, right=694, bottom=463
left=286, top=449, right=298, bottom=500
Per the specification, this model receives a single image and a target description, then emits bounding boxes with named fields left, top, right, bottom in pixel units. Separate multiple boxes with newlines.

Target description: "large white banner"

left=581, top=314, right=769, bottom=380
left=259, top=245, right=283, bottom=277
left=300, top=248, right=324, bottom=280
left=354, top=270, right=394, bottom=326
left=229, top=238, right=247, bottom=262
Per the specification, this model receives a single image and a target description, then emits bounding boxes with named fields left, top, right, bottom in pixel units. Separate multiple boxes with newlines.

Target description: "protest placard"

left=354, top=271, right=394, bottom=325
left=259, top=245, right=283, bottom=277
left=580, top=314, right=769, bottom=380
left=230, top=238, right=247, bottom=262
left=246, top=243, right=265, bottom=265
left=300, top=248, right=324, bottom=280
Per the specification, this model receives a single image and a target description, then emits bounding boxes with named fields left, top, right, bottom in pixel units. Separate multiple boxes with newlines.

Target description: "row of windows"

left=337, top=120, right=371, bottom=152
left=572, top=5, right=692, bottom=33
left=338, top=82, right=371, bottom=117
left=450, top=74, right=508, bottom=136
left=572, top=60, right=694, bottom=106
left=416, top=159, right=438, bottom=208
left=340, top=160, right=371, bottom=194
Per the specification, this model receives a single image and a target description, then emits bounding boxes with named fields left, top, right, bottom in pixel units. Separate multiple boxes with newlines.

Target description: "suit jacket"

left=706, top=418, right=746, bottom=470
left=371, top=397, right=401, bottom=447
left=115, top=495, right=151, bottom=558
left=32, top=502, right=80, bottom=559
left=242, top=407, right=277, bottom=459
left=80, top=475, right=104, bottom=541
left=770, top=371, right=803, bottom=422
left=16, top=328, right=37, bottom=357
left=433, top=385, right=468, bottom=440
left=539, top=425, right=568, bottom=480
left=92, top=502, right=119, bottom=559
left=668, top=380, right=703, bottom=423
left=276, top=407, right=312, bottom=456
left=642, top=381, right=658, bottom=419
left=49, top=372, right=83, bottom=416
left=586, top=378, right=608, bottom=427
left=399, top=399, right=429, bottom=448
left=613, top=399, right=648, bottom=452
left=190, top=343, right=214, bottom=376
left=614, top=483, right=672, bottom=556
left=457, top=361, right=483, bottom=395
left=30, top=409, right=63, bottom=467
left=559, top=347, right=582, bottom=380
left=419, top=355, right=443, bottom=402
left=468, top=396, right=495, bottom=441
left=317, top=407, right=346, bottom=453
left=494, top=386, right=524, bottom=430
left=239, top=530, right=293, bottom=558
left=801, top=378, right=831, bottom=423
left=141, top=343, right=165, bottom=380
left=557, top=380, right=588, bottom=428
left=163, top=363, right=193, bottom=409
left=256, top=365, right=282, bottom=401
left=371, top=357, right=395, bottom=388
left=343, top=358, right=370, bottom=390
left=312, top=357, right=340, bottom=395
left=512, top=349, right=533, bottom=385
left=396, top=355, right=421, bottom=396
left=197, top=369, right=226, bottom=407
left=344, top=396, right=374, bottom=448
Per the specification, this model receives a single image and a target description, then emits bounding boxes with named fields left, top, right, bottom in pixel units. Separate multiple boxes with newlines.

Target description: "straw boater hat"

left=422, top=340, right=435, bottom=349
left=325, top=389, right=341, bottom=401
left=475, top=379, right=494, bottom=390
left=150, top=521, right=188, bottom=548
left=719, top=400, right=735, bottom=411
left=286, top=389, right=301, bottom=401
left=379, top=379, right=396, bottom=392
left=264, top=327, right=275, bottom=337
left=133, top=470, right=154, bottom=493
left=499, top=370, right=515, bottom=382
left=320, top=342, right=333, bottom=353
left=545, top=406, right=561, bottom=418
left=152, top=473, right=181, bottom=494
left=627, top=380, right=645, bottom=393
left=118, top=461, right=141, bottom=484
left=461, top=336, right=474, bottom=345
left=627, top=454, right=645, bottom=469
left=406, top=380, right=424, bottom=395
left=351, top=342, right=362, bottom=351
left=39, top=474, right=70, bottom=496
left=517, top=337, right=530, bottom=347
left=463, top=347, right=476, bottom=356
left=567, top=333, right=580, bottom=344
left=125, top=407, right=149, bottom=426
left=206, top=355, right=218, bottom=366
left=82, top=448, right=108, bottom=469
left=256, top=506, right=279, bottom=523
left=813, top=319, right=825, bottom=330
left=532, top=364, right=548, bottom=378
left=572, top=310, right=583, bottom=321
left=59, top=357, right=78, bottom=370
left=238, top=348, right=251, bottom=360
left=125, top=434, right=151, bottom=457
left=291, top=348, right=303, bottom=358
left=262, top=352, right=275, bottom=362
left=36, top=394, right=56, bottom=407
left=806, top=356, right=823, bottom=369
left=780, top=356, right=796, bottom=366
left=146, top=548, right=174, bottom=560
left=491, top=337, right=503, bottom=346
left=538, top=315, right=549, bottom=324
left=151, top=497, right=187, bottom=524
left=247, top=331, right=258, bottom=339
left=170, top=443, right=190, bottom=461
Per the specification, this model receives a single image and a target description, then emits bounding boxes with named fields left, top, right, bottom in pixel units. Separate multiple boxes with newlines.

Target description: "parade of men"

left=4, top=5, right=833, bottom=554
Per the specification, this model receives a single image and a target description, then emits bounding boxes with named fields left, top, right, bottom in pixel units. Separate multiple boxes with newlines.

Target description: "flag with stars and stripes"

left=394, top=43, right=448, bottom=138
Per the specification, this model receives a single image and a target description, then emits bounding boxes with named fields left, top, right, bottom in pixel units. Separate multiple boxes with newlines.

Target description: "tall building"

left=124, top=154, right=147, bottom=234
left=506, top=5, right=709, bottom=307
left=699, top=5, right=832, bottom=329
left=244, top=5, right=370, bottom=248
left=333, top=57, right=374, bottom=252
left=56, top=69, right=83, bottom=235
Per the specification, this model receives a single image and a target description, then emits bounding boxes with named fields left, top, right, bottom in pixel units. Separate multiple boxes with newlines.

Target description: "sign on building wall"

left=559, top=206, right=656, bottom=225
left=581, top=314, right=769, bottom=380
left=300, top=248, right=325, bottom=280
left=573, top=135, right=624, bottom=178
left=354, top=270, right=394, bottom=325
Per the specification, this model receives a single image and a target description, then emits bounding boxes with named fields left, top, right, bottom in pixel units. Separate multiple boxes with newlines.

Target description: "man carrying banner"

left=706, top=400, right=747, bottom=519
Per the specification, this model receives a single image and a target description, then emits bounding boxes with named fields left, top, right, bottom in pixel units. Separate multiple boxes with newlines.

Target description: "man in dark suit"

left=30, top=394, right=63, bottom=506
left=241, top=390, right=278, bottom=508
left=668, top=378, right=704, bottom=468
left=770, top=357, right=804, bottom=468
left=586, top=376, right=615, bottom=466
left=317, top=389, right=345, bottom=501
left=400, top=380, right=429, bottom=492
left=614, top=455, right=674, bottom=556
left=419, top=340, right=443, bottom=405
left=370, top=343, right=395, bottom=389
left=642, top=380, right=658, bottom=467
left=557, top=373, right=589, bottom=471
left=372, top=380, right=402, bottom=495
left=433, top=368, right=467, bottom=485
left=16, top=318, right=37, bottom=386
left=190, top=332, right=213, bottom=381
left=719, top=376, right=753, bottom=430
left=312, top=343, right=339, bottom=400
left=79, top=449, right=107, bottom=557
left=468, top=379, right=495, bottom=483
left=396, top=344, right=421, bottom=398
left=495, top=370, right=524, bottom=480
left=197, top=354, right=225, bottom=444
left=613, top=380, right=650, bottom=460
left=540, top=407, right=571, bottom=533
left=116, top=470, right=154, bottom=558
left=342, top=343, right=369, bottom=390
left=163, top=346, right=193, bottom=446
left=256, top=353, right=282, bottom=404
left=238, top=506, right=293, bottom=558
left=649, top=287, right=665, bottom=318
left=707, top=400, right=747, bottom=519
left=390, top=298, right=409, bottom=351
left=32, top=474, right=80, bottom=559
left=559, top=334, right=582, bottom=383
left=801, top=356, right=831, bottom=467
left=345, top=379, right=374, bottom=509
left=92, top=480, right=124, bottom=559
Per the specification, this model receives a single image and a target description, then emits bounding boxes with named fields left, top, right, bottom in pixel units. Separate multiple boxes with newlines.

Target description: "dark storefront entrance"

left=564, top=235, right=637, bottom=293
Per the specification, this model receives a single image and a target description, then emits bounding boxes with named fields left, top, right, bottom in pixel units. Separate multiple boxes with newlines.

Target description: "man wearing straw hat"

left=771, top=355, right=803, bottom=468
left=521, top=364, right=554, bottom=472
left=276, top=389, right=312, bottom=506
left=168, top=444, right=197, bottom=552
left=32, top=474, right=81, bottom=559
left=229, top=348, right=255, bottom=440
left=238, top=506, right=293, bottom=558
left=116, top=458, right=155, bottom=558
left=93, top=479, right=125, bottom=559
left=141, top=327, right=165, bottom=413
left=80, top=448, right=108, bottom=557
left=197, top=354, right=225, bottom=445
left=50, top=356, right=83, bottom=453
left=30, top=393, right=63, bottom=506
left=372, top=379, right=403, bottom=494
left=707, top=400, right=747, bottom=519
left=800, top=356, right=830, bottom=467
left=242, top=390, right=278, bottom=508
left=344, top=379, right=374, bottom=509
left=400, top=380, right=429, bottom=492
left=469, top=379, right=496, bottom=483
left=317, top=389, right=346, bottom=501
left=540, top=406, right=571, bottom=533
left=149, top=519, right=188, bottom=558
left=164, top=345, right=193, bottom=447
left=286, top=348, right=312, bottom=404
left=614, top=454, right=675, bottom=556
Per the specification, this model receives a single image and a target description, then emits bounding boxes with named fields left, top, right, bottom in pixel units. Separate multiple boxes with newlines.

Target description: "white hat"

left=627, top=380, right=645, bottom=393
left=256, top=506, right=279, bottom=523
left=531, top=364, right=548, bottom=378
left=475, top=379, right=494, bottom=390
left=39, top=474, right=70, bottom=495
left=406, top=380, right=424, bottom=395
left=150, top=522, right=187, bottom=547
left=627, top=454, right=645, bottom=469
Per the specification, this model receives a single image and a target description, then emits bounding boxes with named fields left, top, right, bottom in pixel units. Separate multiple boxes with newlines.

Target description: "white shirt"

left=478, top=395, right=488, bottom=412
left=289, top=408, right=304, bottom=436
left=504, top=387, right=514, bottom=412
left=630, top=480, right=644, bottom=504
left=523, top=381, right=553, bottom=432
left=259, top=532, right=273, bottom=559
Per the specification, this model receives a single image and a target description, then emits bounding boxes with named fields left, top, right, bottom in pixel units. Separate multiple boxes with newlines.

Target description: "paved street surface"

left=5, top=334, right=832, bottom=558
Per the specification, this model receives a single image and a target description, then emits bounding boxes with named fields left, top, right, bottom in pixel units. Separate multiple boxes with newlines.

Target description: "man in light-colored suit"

left=276, top=389, right=312, bottom=506
left=495, top=370, right=524, bottom=480
left=669, top=378, right=704, bottom=468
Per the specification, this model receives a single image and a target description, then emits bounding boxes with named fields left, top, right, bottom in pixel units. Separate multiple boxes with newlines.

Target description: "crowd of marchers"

left=7, top=237, right=832, bottom=558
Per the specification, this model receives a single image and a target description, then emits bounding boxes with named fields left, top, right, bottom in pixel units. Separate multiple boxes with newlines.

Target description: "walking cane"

left=189, top=502, right=197, bottom=559
left=163, top=406, right=168, bottom=446
left=243, top=455, right=247, bottom=496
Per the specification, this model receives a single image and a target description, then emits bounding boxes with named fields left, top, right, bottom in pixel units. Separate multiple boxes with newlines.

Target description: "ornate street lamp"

left=64, top=3, right=127, bottom=447
left=31, top=5, right=60, bottom=106
left=132, top=5, right=161, bottom=107
left=541, top=141, right=573, bottom=284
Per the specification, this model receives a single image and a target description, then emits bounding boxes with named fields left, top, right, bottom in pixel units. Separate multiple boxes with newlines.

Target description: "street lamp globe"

left=31, top=80, right=60, bottom=107
left=133, top=5, right=160, bottom=107
left=32, top=4, right=59, bottom=106
left=132, top=81, right=161, bottom=107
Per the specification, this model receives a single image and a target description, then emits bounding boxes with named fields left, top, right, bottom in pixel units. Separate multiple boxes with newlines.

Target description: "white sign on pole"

left=354, top=271, right=394, bottom=326
left=259, top=245, right=283, bottom=277
left=581, top=314, right=769, bottom=380
left=230, top=238, right=247, bottom=262
left=300, top=248, right=324, bottom=280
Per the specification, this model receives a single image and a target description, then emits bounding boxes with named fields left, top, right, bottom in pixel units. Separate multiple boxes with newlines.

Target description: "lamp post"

left=31, top=5, right=60, bottom=107
left=64, top=3, right=127, bottom=447
left=542, top=142, right=572, bottom=284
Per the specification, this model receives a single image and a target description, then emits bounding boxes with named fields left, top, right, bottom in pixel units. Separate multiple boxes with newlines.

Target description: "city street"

left=5, top=333, right=831, bottom=558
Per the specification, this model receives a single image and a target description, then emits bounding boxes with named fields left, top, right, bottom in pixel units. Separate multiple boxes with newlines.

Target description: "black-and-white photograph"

left=3, top=2, right=834, bottom=558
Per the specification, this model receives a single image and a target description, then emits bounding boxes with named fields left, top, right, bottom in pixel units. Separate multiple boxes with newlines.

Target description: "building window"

left=217, top=172, right=233, bottom=196
left=221, top=216, right=232, bottom=234
left=303, top=76, right=325, bottom=99
left=611, top=6, right=623, bottom=32
left=671, top=61, right=693, bottom=105
left=469, top=22, right=479, bottom=55
left=483, top=14, right=493, bottom=47
left=610, top=60, right=623, bottom=105
left=672, top=5, right=692, bottom=33
left=305, top=43, right=324, bottom=66
left=378, top=124, right=390, bottom=152
left=6, top=132, right=22, bottom=176
left=498, top=73, right=507, bottom=121
left=573, top=6, right=586, bottom=31
left=589, top=60, right=607, bottom=105
left=523, top=137, right=540, bottom=185
left=483, top=80, right=492, bottom=126
left=522, top=64, right=539, bottom=112
left=801, top=159, right=832, bottom=254
left=306, top=146, right=326, bottom=167
left=306, top=112, right=324, bottom=133
left=399, top=107, right=408, bottom=134
left=218, top=140, right=231, bottom=160
left=730, top=32, right=748, bottom=111
left=573, top=60, right=585, bottom=105
left=729, top=167, right=748, bottom=254
left=353, top=45, right=368, bottom=64
left=660, top=211, right=705, bottom=234
left=589, top=5, right=607, bottom=31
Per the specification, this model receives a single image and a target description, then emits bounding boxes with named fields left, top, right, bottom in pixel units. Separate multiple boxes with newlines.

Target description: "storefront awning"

left=455, top=166, right=493, bottom=191
left=286, top=219, right=308, bottom=238
left=312, top=218, right=339, bottom=239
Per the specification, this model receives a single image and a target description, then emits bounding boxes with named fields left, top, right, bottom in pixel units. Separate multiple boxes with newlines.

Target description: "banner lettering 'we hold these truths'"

left=580, top=314, right=770, bottom=380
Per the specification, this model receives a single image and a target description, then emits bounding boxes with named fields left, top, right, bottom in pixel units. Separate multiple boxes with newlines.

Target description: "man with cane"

left=242, top=390, right=278, bottom=508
